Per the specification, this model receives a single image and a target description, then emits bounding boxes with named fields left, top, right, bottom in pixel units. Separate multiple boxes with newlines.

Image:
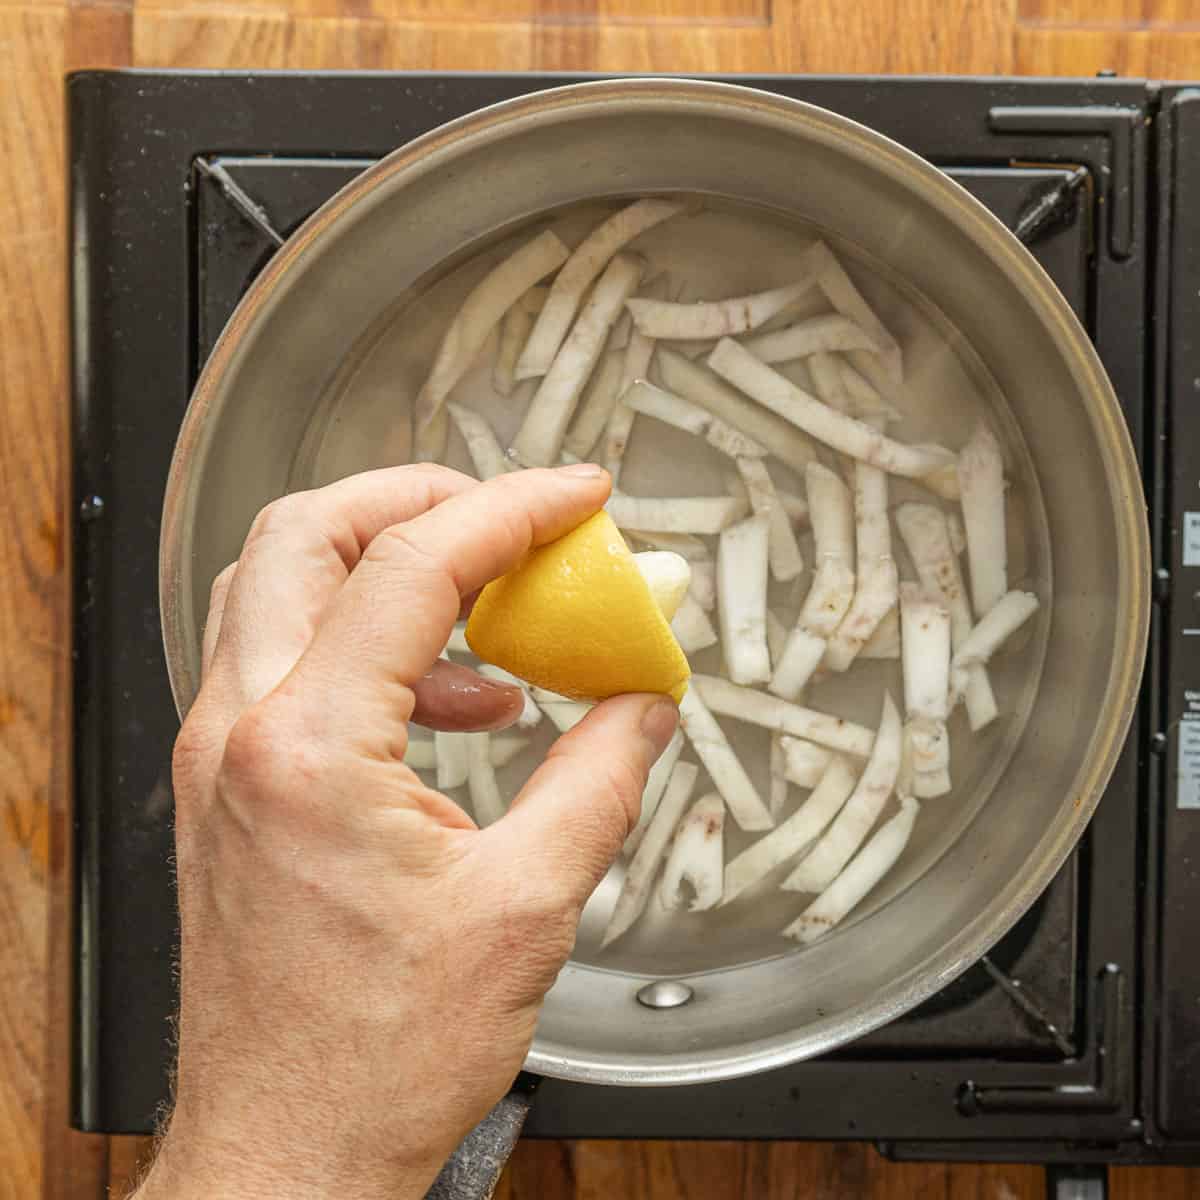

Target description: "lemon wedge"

left=466, top=511, right=691, bottom=704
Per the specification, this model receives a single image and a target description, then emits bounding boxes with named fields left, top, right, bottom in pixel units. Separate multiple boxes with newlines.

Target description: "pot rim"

left=160, top=77, right=1150, bottom=1086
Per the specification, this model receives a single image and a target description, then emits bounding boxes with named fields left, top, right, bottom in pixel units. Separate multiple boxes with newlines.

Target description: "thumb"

left=482, top=694, right=680, bottom=911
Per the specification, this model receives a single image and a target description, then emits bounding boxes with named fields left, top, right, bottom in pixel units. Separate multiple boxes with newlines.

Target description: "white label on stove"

left=1178, top=692, right=1200, bottom=809
left=1184, top=512, right=1200, bottom=565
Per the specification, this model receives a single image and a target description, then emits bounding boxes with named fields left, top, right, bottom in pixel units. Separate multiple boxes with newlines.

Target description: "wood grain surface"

left=3, top=1, right=1200, bottom=1197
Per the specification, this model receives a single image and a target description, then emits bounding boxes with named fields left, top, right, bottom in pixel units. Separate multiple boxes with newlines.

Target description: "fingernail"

left=559, top=462, right=607, bottom=479
left=640, top=698, right=680, bottom=761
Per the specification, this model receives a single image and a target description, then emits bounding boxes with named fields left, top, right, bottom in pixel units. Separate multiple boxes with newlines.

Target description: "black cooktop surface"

left=69, top=71, right=1200, bottom=1179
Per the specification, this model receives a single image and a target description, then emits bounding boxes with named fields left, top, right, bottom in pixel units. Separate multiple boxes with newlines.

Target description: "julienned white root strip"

left=776, top=489, right=809, bottom=527
left=467, top=733, right=506, bottom=828
left=707, top=420, right=766, bottom=458
left=860, top=606, right=900, bottom=659
left=692, top=675, right=876, bottom=759
left=657, top=794, right=726, bottom=912
left=516, top=199, right=683, bottom=381
left=781, top=737, right=835, bottom=790
left=415, top=229, right=569, bottom=458
left=717, top=515, right=772, bottom=686
left=723, top=755, right=857, bottom=904
left=563, top=348, right=624, bottom=460
left=769, top=733, right=789, bottom=819
left=948, top=512, right=967, bottom=557
left=838, top=357, right=902, bottom=423
left=623, top=380, right=711, bottom=435
left=607, top=491, right=748, bottom=535
left=736, top=457, right=804, bottom=582
left=894, top=503, right=997, bottom=731
left=633, top=550, right=691, bottom=622
left=445, top=625, right=471, bottom=656
left=403, top=733, right=528, bottom=772
left=741, top=314, right=878, bottom=364
left=769, top=627, right=826, bottom=701
left=952, top=591, right=1040, bottom=693
left=435, top=730, right=470, bottom=790
left=610, top=308, right=633, bottom=350
left=534, top=694, right=593, bottom=734
left=678, top=687, right=774, bottom=832
left=513, top=253, right=644, bottom=467
left=706, top=338, right=953, bottom=483
left=823, top=452, right=899, bottom=673
left=655, top=346, right=818, bottom=475
left=446, top=403, right=511, bottom=480
left=493, top=301, right=534, bottom=397
left=797, top=462, right=855, bottom=638
left=806, top=350, right=851, bottom=414
left=671, top=593, right=719, bottom=654
left=958, top=424, right=1009, bottom=619
left=475, top=664, right=544, bottom=731
left=810, top=241, right=904, bottom=384
left=912, top=768, right=951, bottom=799
left=688, top=560, right=716, bottom=612
left=765, top=608, right=790, bottom=666
left=627, top=529, right=710, bottom=561
left=624, top=730, right=685, bottom=859
left=899, top=584, right=952, bottom=722
left=784, top=795, right=919, bottom=943
left=627, top=277, right=817, bottom=340
left=603, top=760, right=700, bottom=946
left=782, top=692, right=902, bottom=893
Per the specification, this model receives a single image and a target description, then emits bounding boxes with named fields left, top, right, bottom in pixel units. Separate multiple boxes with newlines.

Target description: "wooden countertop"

left=3, top=1, right=1199, bottom=1196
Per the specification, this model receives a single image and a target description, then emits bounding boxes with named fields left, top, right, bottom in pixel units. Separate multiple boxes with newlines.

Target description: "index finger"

left=288, top=464, right=610, bottom=729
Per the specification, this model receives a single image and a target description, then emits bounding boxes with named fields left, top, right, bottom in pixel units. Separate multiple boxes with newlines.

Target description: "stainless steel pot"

left=160, top=80, right=1148, bottom=1095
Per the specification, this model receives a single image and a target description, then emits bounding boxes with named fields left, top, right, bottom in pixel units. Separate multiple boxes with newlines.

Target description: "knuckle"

left=247, top=492, right=313, bottom=542
left=218, top=699, right=313, bottom=794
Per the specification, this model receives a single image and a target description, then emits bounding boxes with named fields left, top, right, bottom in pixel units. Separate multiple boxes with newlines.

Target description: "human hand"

left=136, top=463, right=679, bottom=1200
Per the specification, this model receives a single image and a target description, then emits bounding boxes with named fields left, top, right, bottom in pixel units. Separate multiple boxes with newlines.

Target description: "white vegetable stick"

left=838, top=356, right=902, bottom=423
left=688, top=560, right=716, bottom=612
left=769, top=627, right=827, bottom=700
left=958, top=424, right=1009, bottom=619
left=782, top=692, right=902, bottom=893
left=948, top=512, right=967, bottom=557
left=806, top=349, right=852, bottom=414
left=707, top=338, right=953, bottom=482
left=781, top=737, right=835, bottom=790
left=724, top=755, right=857, bottom=904
left=516, top=199, right=683, bottom=381
left=655, top=346, right=818, bottom=474
left=447, top=403, right=511, bottom=480
left=736, top=457, right=804, bottom=583
left=626, top=529, right=710, bottom=561
left=906, top=718, right=949, bottom=774
left=625, top=730, right=685, bottom=859
left=657, top=794, right=726, bottom=911
left=769, top=732, right=789, bottom=819
left=765, top=608, right=790, bottom=666
left=623, top=379, right=711, bottom=436
left=951, top=591, right=1040, bottom=692
left=633, top=550, right=691, bottom=622
left=692, top=675, right=876, bottom=759
left=707, top=418, right=767, bottom=458
left=859, top=607, right=900, bottom=659
left=562, top=348, right=625, bottom=459
left=513, top=253, right=645, bottom=467
left=467, top=733, right=506, bottom=827
left=445, top=624, right=471, bottom=656
left=678, top=687, right=774, bottom=831
left=604, top=760, right=700, bottom=946
left=741, top=314, right=878, bottom=364
left=717, top=515, right=772, bottom=686
left=784, top=795, right=919, bottom=943
left=537, top=697, right=593, bottom=734
left=823, top=452, right=899, bottom=673
left=627, top=277, right=817, bottom=340
left=777, top=487, right=810, bottom=526
left=607, top=491, right=748, bottom=535
left=493, top=301, right=535, bottom=397
left=435, top=730, right=470, bottom=790
left=811, top=241, right=904, bottom=384
left=894, top=504, right=997, bottom=730
left=610, top=307, right=633, bottom=350
left=415, top=230, right=569, bottom=458
left=600, top=275, right=668, bottom=482
left=671, top=593, right=719, bottom=654
left=474, top=664, right=544, bottom=731
left=912, top=769, right=951, bottom=799
left=797, top=462, right=855, bottom=638
left=404, top=733, right=528, bottom=771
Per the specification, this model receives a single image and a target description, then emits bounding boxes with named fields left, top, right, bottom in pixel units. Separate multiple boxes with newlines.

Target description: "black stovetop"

left=68, top=71, right=1200, bottom=1179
